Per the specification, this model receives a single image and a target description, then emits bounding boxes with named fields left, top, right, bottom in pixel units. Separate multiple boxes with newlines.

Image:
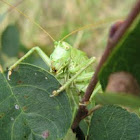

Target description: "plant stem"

left=72, top=0, right=140, bottom=130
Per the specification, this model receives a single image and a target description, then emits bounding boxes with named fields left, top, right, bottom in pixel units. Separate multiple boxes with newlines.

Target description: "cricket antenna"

left=60, top=16, right=125, bottom=42
left=0, top=0, right=55, bottom=42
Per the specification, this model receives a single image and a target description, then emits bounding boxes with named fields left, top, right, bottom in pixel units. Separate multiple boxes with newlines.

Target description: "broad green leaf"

left=1, top=25, right=20, bottom=57
left=88, top=105, right=140, bottom=140
left=0, top=63, right=72, bottom=140
left=95, top=92, right=140, bottom=108
left=99, top=15, right=140, bottom=90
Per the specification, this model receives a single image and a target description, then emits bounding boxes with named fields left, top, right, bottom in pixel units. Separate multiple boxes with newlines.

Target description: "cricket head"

left=50, top=41, right=71, bottom=74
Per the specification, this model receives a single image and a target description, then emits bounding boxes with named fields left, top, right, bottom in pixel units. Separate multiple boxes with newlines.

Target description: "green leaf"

left=95, top=92, right=140, bottom=109
left=88, top=105, right=140, bottom=140
left=1, top=25, right=20, bottom=57
left=0, top=63, right=72, bottom=140
left=99, top=15, right=140, bottom=90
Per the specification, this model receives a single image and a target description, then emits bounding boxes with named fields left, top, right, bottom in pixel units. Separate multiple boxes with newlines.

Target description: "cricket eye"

left=54, top=69, right=57, bottom=73
left=64, top=46, right=69, bottom=50
left=52, top=67, right=57, bottom=73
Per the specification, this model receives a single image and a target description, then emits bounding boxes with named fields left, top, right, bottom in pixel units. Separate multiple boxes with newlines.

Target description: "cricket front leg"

left=50, top=57, right=96, bottom=97
left=7, top=47, right=50, bottom=80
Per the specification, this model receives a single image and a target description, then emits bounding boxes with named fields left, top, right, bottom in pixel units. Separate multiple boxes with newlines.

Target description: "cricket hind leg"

left=7, top=47, right=50, bottom=80
left=50, top=57, right=96, bottom=97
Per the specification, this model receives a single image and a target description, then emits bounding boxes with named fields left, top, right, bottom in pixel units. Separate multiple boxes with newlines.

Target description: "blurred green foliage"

left=1, top=25, right=19, bottom=57
left=0, top=0, right=136, bottom=70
